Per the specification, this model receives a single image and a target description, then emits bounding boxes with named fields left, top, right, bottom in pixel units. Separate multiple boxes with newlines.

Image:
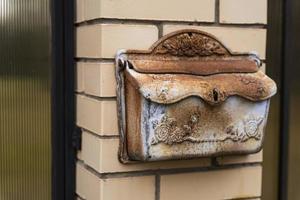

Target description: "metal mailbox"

left=115, top=29, right=277, bottom=163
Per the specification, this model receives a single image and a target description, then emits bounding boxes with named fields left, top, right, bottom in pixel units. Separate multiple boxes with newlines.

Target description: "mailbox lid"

left=127, top=57, right=259, bottom=75
left=125, top=68, right=277, bottom=105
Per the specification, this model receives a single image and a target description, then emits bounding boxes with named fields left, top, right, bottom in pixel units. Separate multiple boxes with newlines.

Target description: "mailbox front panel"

left=134, top=96, right=269, bottom=161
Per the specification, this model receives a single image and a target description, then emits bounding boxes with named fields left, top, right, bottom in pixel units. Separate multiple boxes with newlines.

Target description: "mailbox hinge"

left=72, top=126, right=82, bottom=150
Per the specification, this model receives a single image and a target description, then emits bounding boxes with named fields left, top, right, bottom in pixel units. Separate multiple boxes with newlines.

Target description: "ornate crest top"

left=117, top=29, right=261, bottom=75
left=152, top=30, right=230, bottom=57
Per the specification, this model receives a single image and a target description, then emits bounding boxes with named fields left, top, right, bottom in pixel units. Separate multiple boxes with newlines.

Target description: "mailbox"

left=115, top=29, right=277, bottom=163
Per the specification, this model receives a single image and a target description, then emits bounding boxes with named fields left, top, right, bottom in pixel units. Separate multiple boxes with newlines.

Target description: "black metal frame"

left=267, top=0, right=294, bottom=198
left=48, top=0, right=296, bottom=199
left=51, top=0, right=75, bottom=199
left=278, top=0, right=290, bottom=198
left=277, top=0, right=300, bottom=199
left=266, top=0, right=284, bottom=199
left=278, top=0, right=299, bottom=198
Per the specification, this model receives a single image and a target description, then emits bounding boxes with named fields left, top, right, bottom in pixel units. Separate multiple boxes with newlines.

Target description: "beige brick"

left=84, top=0, right=100, bottom=21
left=163, top=25, right=267, bottom=59
left=85, top=0, right=215, bottom=22
left=77, top=150, right=83, bottom=161
left=100, top=24, right=158, bottom=58
left=217, top=151, right=263, bottom=165
left=77, top=94, right=101, bottom=134
left=76, top=163, right=86, bottom=198
left=220, top=0, right=267, bottom=24
left=81, top=131, right=101, bottom=171
left=261, top=63, right=266, bottom=73
left=76, top=62, right=84, bottom=92
left=76, top=25, right=102, bottom=58
left=76, top=163, right=101, bottom=200
left=100, top=176, right=155, bottom=200
left=84, top=170, right=101, bottom=200
left=75, top=0, right=85, bottom=23
left=77, top=61, right=117, bottom=95
left=81, top=131, right=210, bottom=173
left=76, top=24, right=158, bottom=58
left=160, top=166, right=262, bottom=200
left=83, top=62, right=116, bottom=97
left=76, top=162, right=155, bottom=200
left=76, top=95, right=118, bottom=135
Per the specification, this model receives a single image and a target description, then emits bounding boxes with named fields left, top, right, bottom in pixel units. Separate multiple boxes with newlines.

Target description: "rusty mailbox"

left=115, top=29, right=277, bottom=163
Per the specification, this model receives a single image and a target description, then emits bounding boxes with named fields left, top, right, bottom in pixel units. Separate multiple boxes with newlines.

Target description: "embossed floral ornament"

left=151, top=116, right=185, bottom=145
left=226, top=115, right=264, bottom=142
left=243, top=116, right=263, bottom=138
left=151, top=115, right=199, bottom=145
left=151, top=116, right=175, bottom=145
left=154, top=32, right=229, bottom=57
left=151, top=114, right=265, bottom=146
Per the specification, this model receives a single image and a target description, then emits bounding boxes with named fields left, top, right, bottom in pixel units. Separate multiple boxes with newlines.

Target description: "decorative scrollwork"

left=153, top=32, right=229, bottom=57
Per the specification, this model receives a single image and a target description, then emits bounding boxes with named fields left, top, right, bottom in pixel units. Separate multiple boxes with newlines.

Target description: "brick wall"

left=75, top=0, right=267, bottom=199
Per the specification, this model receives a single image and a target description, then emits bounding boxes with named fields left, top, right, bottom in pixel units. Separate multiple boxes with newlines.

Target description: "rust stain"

left=130, top=58, right=259, bottom=75
left=125, top=68, right=276, bottom=105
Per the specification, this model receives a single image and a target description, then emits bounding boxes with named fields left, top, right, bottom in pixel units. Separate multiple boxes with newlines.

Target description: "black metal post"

left=51, top=0, right=75, bottom=199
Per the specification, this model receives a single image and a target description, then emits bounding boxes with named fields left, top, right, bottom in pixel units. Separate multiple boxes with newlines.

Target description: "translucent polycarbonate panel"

left=0, top=0, right=52, bottom=199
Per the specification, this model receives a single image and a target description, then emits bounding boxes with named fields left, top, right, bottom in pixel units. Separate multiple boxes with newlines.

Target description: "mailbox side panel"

left=125, top=79, right=147, bottom=161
